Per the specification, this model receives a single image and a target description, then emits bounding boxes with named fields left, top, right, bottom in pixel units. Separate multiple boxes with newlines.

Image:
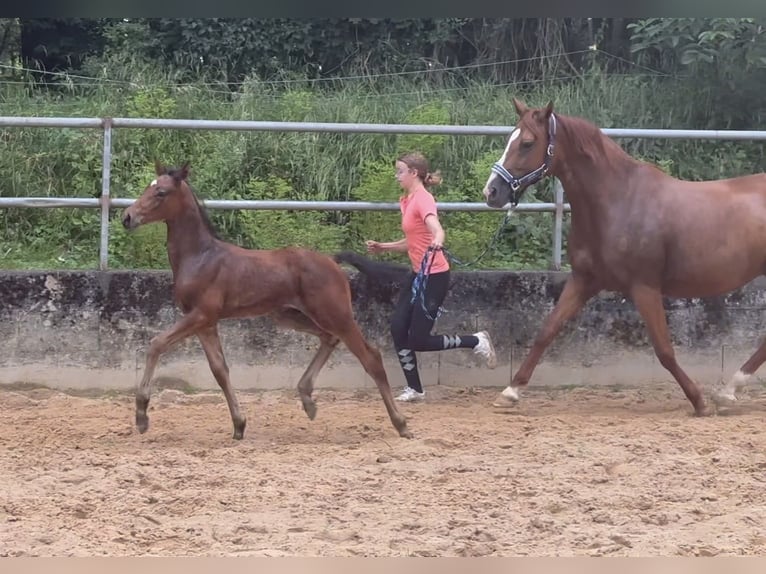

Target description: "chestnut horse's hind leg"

left=271, top=308, right=339, bottom=420
left=630, top=284, right=711, bottom=416
left=197, top=324, right=247, bottom=439
left=716, top=338, right=766, bottom=403
left=135, top=310, right=211, bottom=435
left=494, top=273, right=599, bottom=407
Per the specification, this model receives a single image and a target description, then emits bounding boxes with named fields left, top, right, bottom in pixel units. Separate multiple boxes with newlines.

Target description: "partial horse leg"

left=716, top=337, right=766, bottom=403
left=294, top=338, right=339, bottom=420
left=630, top=284, right=709, bottom=416
left=298, top=275, right=410, bottom=438
left=337, top=323, right=411, bottom=438
left=197, top=324, right=247, bottom=439
left=135, top=311, right=210, bottom=434
left=271, top=308, right=340, bottom=420
left=494, top=273, right=598, bottom=407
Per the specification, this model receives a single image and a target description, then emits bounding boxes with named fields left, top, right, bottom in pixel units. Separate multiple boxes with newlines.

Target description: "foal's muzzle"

left=121, top=212, right=138, bottom=230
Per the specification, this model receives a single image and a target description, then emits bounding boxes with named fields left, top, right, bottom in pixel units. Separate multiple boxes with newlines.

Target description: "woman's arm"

left=424, top=214, right=445, bottom=249
left=366, top=237, right=409, bottom=253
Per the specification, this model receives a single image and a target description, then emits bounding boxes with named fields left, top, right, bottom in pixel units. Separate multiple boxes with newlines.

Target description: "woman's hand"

left=366, top=240, right=384, bottom=253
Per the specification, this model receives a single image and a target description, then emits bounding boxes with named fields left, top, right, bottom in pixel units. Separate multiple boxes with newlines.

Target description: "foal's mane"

left=167, top=166, right=221, bottom=240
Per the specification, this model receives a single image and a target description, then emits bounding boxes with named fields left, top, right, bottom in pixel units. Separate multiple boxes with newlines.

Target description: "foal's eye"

left=155, top=188, right=168, bottom=197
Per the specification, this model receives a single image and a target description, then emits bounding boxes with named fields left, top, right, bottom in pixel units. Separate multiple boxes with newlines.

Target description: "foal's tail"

left=334, top=250, right=410, bottom=284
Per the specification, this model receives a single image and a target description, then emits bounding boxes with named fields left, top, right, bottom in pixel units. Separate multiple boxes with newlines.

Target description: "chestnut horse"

left=121, top=161, right=411, bottom=440
left=483, top=97, right=766, bottom=415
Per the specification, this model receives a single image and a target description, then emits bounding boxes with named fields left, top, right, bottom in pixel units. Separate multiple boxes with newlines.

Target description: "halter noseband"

left=490, top=113, right=557, bottom=202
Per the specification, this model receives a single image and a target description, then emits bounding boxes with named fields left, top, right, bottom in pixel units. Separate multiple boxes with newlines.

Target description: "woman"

left=365, top=152, right=497, bottom=402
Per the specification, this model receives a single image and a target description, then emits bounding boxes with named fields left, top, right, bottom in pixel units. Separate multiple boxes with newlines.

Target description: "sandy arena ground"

left=1, top=380, right=765, bottom=557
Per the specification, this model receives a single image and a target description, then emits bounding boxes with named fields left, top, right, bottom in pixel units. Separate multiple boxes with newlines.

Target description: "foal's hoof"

left=233, top=418, right=247, bottom=440
left=136, top=413, right=149, bottom=434
left=693, top=403, right=716, bottom=417
left=301, top=398, right=318, bottom=421
left=399, top=427, right=414, bottom=439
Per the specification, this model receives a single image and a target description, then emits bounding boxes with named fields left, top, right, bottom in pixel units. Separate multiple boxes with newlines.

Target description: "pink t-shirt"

left=400, top=188, right=449, bottom=274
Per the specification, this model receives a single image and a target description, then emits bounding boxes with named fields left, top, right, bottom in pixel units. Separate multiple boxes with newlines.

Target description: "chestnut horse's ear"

left=543, top=100, right=554, bottom=118
left=154, top=159, right=166, bottom=176
left=512, top=97, right=528, bottom=118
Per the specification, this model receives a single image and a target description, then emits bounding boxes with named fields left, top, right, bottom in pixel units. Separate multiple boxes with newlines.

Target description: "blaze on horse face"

left=483, top=98, right=555, bottom=209
left=122, top=160, right=191, bottom=230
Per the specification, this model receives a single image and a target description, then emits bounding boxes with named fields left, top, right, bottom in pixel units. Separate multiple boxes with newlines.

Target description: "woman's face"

left=395, top=160, right=418, bottom=190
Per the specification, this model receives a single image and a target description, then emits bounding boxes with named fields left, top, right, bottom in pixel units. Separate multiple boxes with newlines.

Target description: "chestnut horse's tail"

left=334, top=251, right=410, bottom=284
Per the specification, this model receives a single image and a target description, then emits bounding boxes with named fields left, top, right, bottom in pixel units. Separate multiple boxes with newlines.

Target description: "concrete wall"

left=2, top=268, right=766, bottom=393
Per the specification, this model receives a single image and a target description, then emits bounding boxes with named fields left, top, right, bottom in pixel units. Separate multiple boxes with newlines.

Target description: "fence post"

left=99, top=118, right=113, bottom=271
left=552, top=178, right=564, bottom=270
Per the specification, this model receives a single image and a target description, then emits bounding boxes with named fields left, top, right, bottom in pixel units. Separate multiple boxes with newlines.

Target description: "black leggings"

left=390, top=270, right=479, bottom=393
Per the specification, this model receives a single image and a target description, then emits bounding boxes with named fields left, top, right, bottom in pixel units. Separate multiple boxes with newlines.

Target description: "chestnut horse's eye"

left=521, top=140, right=534, bottom=150
left=156, top=188, right=168, bottom=197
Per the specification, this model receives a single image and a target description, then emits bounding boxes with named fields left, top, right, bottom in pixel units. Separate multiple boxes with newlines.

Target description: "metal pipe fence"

left=2, top=116, right=765, bottom=271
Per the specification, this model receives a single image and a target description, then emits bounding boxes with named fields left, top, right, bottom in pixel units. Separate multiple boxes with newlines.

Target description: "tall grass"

left=0, top=57, right=764, bottom=270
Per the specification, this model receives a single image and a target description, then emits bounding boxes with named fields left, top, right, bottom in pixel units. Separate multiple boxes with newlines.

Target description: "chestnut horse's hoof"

left=492, top=386, right=521, bottom=408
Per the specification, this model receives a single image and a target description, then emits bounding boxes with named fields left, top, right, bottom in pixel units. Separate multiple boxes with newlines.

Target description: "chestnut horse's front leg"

left=494, top=272, right=599, bottom=407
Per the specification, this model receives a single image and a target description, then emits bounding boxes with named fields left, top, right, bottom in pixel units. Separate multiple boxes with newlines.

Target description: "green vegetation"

left=1, top=18, right=764, bottom=271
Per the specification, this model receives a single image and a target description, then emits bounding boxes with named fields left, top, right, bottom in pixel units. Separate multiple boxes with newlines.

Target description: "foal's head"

left=122, top=160, right=192, bottom=230
left=483, top=97, right=556, bottom=209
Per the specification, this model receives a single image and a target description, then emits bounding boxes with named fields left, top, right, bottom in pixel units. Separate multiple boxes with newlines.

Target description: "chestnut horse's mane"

left=555, top=113, right=647, bottom=172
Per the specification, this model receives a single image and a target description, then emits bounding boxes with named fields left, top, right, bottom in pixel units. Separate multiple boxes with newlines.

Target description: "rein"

left=410, top=205, right=515, bottom=321
left=407, top=115, right=559, bottom=320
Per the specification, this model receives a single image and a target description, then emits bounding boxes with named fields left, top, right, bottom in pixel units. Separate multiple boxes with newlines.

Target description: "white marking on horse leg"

left=718, top=369, right=750, bottom=401
left=492, top=385, right=520, bottom=408
left=502, top=385, right=519, bottom=401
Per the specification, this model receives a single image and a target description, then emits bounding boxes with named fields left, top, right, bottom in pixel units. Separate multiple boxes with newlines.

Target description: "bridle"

left=490, top=113, right=557, bottom=205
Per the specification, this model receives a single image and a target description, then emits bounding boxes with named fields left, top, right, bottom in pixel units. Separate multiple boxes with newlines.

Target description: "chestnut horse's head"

left=122, top=160, right=191, bottom=230
left=483, top=97, right=557, bottom=209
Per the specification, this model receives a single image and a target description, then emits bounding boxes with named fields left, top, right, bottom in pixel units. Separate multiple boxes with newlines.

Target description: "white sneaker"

left=395, top=387, right=425, bottom=402
left=473, top=330, right=497, bottom=369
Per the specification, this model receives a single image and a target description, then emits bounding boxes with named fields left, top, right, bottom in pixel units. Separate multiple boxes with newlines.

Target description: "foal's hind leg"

left=197, top=324, right=247, bottom=439
left=135, top=310, right=210, bottom=434
left=337, top=323, right=411, bottom=438
left=294, top=338, right=339, bottom=420
left=297, top=275, right=410, bottom=438
left=630, top=284, right=710, bottom=416
left=271, top=308, right=339, bottom=420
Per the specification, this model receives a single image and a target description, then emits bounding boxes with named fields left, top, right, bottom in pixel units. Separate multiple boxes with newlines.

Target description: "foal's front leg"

left=197, top=324, right=247, bottom=439
left=135, top=310, right=210, bottom=434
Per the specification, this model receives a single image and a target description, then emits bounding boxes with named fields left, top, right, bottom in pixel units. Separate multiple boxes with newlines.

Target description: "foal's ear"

left=154, top=159, right=166, bottom=176
left=543, top=100, right=554, bottom=118
left=173, top=161, right=191, bottom=182
left=512, top=97, right=528, bottom=118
